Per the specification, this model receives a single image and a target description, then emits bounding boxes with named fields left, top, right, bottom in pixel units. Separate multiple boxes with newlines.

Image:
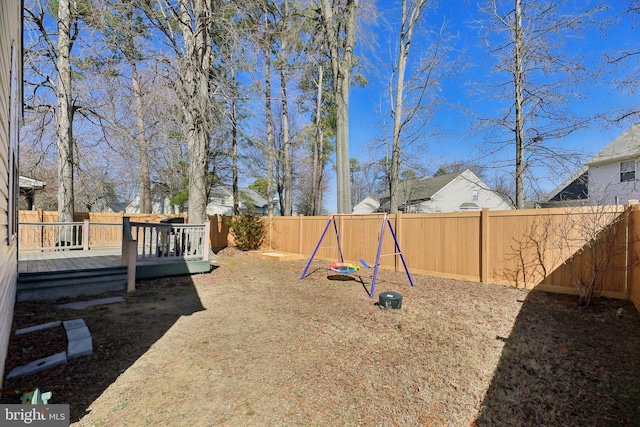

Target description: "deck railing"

left=87, top=222, right=122, bottom=249
left=128, top=221, right=209, bottom=260
left=19, top=218, right=209, bottom=263
left=18, top=221, right=122, bottom=252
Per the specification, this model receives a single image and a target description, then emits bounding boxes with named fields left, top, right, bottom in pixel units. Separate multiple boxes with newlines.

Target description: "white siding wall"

left=589, top=160, right=640, bottom=205
left=126, top=195, right=176, bottom=214
left=0, top=0, right=22, bottom=385
left=411, top=171, right=511, bottom=213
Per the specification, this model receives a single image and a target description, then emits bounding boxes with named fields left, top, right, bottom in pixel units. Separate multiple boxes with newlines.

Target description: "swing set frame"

left=299, top=213, right=414, bottom=298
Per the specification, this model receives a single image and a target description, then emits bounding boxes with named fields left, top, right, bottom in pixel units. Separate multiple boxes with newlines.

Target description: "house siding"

left=589, top=161, right=640, bottom=205
left=0, top=0, right=21, bottom=385
left=125, top=195, right=175, bottom=214
left=408, top=170, right=511, bottom=213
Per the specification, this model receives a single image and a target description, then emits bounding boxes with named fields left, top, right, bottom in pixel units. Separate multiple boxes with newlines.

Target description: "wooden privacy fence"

left=255, top=205, right=640, bottom=310
left=18, top=210, right=194, bottom=251
left=19, top=207, right=640, bottom=310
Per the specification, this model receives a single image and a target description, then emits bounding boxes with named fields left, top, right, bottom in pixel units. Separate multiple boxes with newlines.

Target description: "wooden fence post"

left=481, top=208, right=489, bottom=284
left=268, top=215, right=273, bottom=250
left=203, top=220, right=211, bottom=261
left=120, top=217, right=137, bottom=292
left=83, top=219, right=90, bottom=250
left=39, top=209, right=44, bottom=249
left=298, top=214, right=304, bottom=255
left=627, top=201, right=639, bottom=301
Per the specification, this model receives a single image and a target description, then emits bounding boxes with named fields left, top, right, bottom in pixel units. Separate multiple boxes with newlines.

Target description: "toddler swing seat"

left=300, top=213, right=414, bottom=298
left=329, top=262, right=360, bottom=274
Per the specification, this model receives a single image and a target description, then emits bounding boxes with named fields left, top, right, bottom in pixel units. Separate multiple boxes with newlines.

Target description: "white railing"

left=128, top=221, right=209, bottom=260
left=120, top=217, right=210, bottom=292
left=18, top=221, right=122, bottom=252
left=88, top=222, right=122, bottom=249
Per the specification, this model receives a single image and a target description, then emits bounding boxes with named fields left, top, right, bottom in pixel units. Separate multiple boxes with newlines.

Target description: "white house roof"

left=19, top=176, right=46, bottom=189
left=587, top=123, right=640, bottom=166
left=240, top=188, right=268, bottom=208
left=381, top=170, right=465, bottom=207
left=353, top=196, right=380, bottom=214
left=208, top=185, right=269, bottom=208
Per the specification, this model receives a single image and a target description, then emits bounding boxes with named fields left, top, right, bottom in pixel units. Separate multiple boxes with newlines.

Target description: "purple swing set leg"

left=300, top=214, right=414, bottom=299
left=299, top=216, right=342, bottom=280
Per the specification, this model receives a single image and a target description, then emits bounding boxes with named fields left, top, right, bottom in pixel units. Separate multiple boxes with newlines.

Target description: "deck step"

left=17, top=267, right=128, bottom=302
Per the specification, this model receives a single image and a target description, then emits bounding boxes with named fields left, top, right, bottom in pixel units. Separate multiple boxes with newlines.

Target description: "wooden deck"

left=18, top=249, right=212, bottom=275
left=19, top=249, right=122, bottom=274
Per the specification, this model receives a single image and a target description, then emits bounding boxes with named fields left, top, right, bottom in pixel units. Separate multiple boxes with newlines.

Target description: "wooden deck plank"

left=19, top=249, right=122, bottom=274
left=18, top=249, right=206, bottom=274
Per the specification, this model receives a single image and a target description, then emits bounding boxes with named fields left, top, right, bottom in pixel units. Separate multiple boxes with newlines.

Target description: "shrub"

left=230, top=212, right=266, bottom=251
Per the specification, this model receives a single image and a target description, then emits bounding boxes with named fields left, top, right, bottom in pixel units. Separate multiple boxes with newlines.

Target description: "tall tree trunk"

left=319, top=0, right=358, bottom=214
left=177, top=0, right=212, bottom=224
left=232, top=76, right=239, bottom=216
left=311, top=64, right=324, bottom=216
left=389, top=0, right=427, bottom=214
left=280, top=58, right=292, bottom=216
left=279, top=0, right=292, bottom=216
left=56, top=0, right=74, bottom=224
left=335, top=75, right=351, bottom=213
left=514, top=0, right=525, bottom=209
left=265, top=6, right=275, bottom=217
left=131, top=61, right=152, bottom=213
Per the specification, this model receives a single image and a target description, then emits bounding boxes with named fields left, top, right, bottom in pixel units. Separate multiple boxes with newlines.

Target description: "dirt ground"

left=2, top=248, right=640, bottom=426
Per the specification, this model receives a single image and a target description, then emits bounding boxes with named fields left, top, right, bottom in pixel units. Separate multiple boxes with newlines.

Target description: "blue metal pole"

left=386, top=217, right=414, bottom=287
left=333, top=216, right=344, bottom=263
left=300, top=215, right=334, bottom=280
left=369, top=216, right=386, bottom=298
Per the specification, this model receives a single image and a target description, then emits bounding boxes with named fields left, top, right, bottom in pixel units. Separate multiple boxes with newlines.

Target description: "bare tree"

left=275, top=0, right=293, bottom=215
left=24, top=0, right=81, bottom=223
left=295, top=7, right=335, bottom=216
left=475, top=0, right=604, bottom=209
left=387, top=0, right=456, bottom=213
left=85, top=0, right=158, bottom=213
left=293, top=64, right=334, bottom=216
left=310, top=64, right=327, bottom=215
left=602, top=2, right=640, bottom=124
left=146, top=0, right=217, bottom=224
left=263, top=1, right=276, bottom=216
left=318, top=0, right=358, bottom=213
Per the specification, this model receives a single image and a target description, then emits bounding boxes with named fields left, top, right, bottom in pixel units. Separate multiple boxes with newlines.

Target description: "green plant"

left=230, top=212, right=266, bottom=251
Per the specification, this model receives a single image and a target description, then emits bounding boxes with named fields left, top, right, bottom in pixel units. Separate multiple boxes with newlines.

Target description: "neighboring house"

left=206, top=185, right=277, bottom=216
left=19, top=176, right=46, bottom=210
left=115, top=184, right=279, bottom=216
left=1, top=0, right=23, bottom=384
left=123, top=182, right=177, bottom=214
left=538, top=166, right=589, bottom=208
left=541, top=123, right=640, bottom=207
left=353, top=196, right=380, bottom=214
left=125, top=196, right=176, bottom=215
left=378, top=169, right=512, bottom=213
left=588, top=123, right=640, bottom=205
left=105, top=202, right=129, bottom=213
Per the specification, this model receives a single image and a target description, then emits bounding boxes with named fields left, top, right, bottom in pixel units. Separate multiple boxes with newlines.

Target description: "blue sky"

left=329, top=0, right=638, bottom=212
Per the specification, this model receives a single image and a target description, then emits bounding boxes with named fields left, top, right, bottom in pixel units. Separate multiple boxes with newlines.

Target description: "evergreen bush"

left=230, top=211, right=266, bottom=251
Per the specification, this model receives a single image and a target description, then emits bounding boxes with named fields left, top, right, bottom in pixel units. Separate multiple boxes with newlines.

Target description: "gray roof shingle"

left=588, top=123, right=640, bottom=165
